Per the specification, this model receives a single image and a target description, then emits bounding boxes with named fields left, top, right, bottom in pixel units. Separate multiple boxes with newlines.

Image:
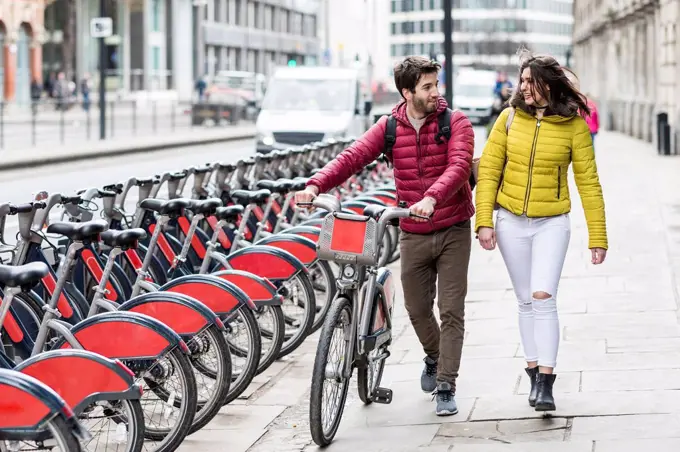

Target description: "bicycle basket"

left=317, top=212, right=379, bottom=266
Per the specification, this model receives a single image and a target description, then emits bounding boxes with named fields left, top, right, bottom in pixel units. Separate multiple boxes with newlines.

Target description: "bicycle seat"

left=363, top=204, right=388, bottom=219
left=187, top=198, right=223, bottom=216
left=255, top=180, right=278, bottom=192
left=192, top=165, right=212, bottom=174
left=273, top=179, right=294, bottom=194
left=217, top=163, right=235, bottom=171
left=310, top=168, right=323, bottom=176
left=139, top=198, right=191, bottom=216
left=167, top=171, right=187, bottom=182
left=46, top=219, right=109, bottom=241
left=366, top=161, right=378, bottom=171
left=134, top=177, right=157, bottom=186
left=0, top=262, right=49, bottom=289
left=97, top=189, right=117, bottom=198
left=101, top=228, right=147, bottom=249
left=278, top=149, right=291, bottom=157
left=215, top=205, right=244, bottom=222
left=231, top=189, right=271, bottom=206
left=259, top=154, right=274, bottom=163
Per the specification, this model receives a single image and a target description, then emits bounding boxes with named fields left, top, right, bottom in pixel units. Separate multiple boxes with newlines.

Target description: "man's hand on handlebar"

left=294, top=186, right=319, bottom=208
left=409, top=197, right=435, bottom=223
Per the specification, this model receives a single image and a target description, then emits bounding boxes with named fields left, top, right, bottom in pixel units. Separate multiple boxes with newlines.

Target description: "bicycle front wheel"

left=309, top=296, right=352, bottom=447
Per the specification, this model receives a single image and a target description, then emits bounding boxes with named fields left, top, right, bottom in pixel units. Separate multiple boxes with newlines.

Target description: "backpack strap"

left=435, top=107, right=452, bottom=144
left=505, top=107, right=515, bottom=134
left=382, top=114, right=397, bottom=164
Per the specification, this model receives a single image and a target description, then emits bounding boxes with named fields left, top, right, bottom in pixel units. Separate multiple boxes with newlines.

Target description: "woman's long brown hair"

left=509, top=47, right=590, bottom=118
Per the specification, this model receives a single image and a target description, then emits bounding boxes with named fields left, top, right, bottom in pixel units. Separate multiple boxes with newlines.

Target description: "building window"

left=235, top=0, right=242, bottom=25
left=247, top=1, right=255, bottom=27
left=214, top=0, right=220, bottom=22
left=152, top=46, right=161, bottom=70
left=264, top=5, right=273, bottom=30
left=280, top=9, right=289, bottom=33
left=152, top=0, right=161, bottom=31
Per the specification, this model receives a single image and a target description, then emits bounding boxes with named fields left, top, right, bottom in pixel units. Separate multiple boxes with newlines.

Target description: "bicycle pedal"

left=373, top=387, right=393, bottom=404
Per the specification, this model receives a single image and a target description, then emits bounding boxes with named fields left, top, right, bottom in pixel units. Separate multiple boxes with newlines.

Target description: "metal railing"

left=0, top=98, right=251, bottom=151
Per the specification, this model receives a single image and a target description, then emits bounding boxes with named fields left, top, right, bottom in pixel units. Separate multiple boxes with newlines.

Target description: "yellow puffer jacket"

left=474, top=107, right=608, bottom=250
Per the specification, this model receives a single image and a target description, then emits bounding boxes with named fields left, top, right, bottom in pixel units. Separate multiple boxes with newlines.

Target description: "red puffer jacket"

left=306, top=97, right=475, bottom=234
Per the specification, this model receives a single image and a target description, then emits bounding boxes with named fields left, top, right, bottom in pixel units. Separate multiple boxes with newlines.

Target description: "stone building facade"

left=0, top=0, right=45, bottom=104
left=573, top=0, right=680, bottom=152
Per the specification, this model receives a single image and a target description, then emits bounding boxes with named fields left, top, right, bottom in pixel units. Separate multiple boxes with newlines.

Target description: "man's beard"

left=414, top=97, right=436, bottom=115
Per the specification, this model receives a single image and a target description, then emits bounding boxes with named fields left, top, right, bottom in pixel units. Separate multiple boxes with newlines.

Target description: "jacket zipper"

left=522, top=119, right=541, bottom=214
left=557, top=166, right=561, bottom=199
left=415, top=133, right=432, bottom=224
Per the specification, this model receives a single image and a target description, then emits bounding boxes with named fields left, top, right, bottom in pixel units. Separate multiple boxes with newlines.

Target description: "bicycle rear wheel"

left=309, top=296, right=352, bottom=447
left=0, top=416, right=81, bottom=452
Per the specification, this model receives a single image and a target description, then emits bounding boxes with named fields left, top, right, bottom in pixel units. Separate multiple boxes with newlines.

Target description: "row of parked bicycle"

left=0, top=137, right=403, bottom=451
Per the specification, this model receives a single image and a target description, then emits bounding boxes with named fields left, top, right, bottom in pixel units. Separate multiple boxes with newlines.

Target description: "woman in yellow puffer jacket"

left=474, top=51, right=607, bottom=413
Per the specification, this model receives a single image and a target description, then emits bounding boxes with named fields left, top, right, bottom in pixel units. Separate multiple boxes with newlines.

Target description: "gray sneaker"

left=434, top=382, right=458, bottom=416
left=421, top=356, right=438, bottom=393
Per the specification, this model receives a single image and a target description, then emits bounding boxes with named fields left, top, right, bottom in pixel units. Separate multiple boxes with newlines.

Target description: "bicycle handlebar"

left=9, top=202, right=45, bottom=215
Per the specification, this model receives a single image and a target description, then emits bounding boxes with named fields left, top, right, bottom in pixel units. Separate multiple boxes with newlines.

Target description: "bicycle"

left=301, top=194, right=428, bottom=447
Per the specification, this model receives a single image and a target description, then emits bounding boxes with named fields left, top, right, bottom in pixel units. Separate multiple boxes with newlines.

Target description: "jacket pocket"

left=556, top=166, right=561, bottom=199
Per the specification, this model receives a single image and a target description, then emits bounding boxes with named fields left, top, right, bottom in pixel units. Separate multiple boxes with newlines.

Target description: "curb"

left=0, top=131, right=256, bottom=172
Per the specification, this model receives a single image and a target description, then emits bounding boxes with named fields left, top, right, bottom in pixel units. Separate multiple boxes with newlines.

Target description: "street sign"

left=90, top=17, right=113, bottom=38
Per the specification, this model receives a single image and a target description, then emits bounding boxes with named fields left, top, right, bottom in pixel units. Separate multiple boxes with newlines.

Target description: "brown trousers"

left=400, top=220, right=471, bottom=391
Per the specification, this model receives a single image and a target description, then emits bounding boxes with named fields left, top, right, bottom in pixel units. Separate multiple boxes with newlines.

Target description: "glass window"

left=261, top=79, right=355, bottom=111
left=152, top=46, right=161, bottom=70
left=152, top=0, right=161, bottom=31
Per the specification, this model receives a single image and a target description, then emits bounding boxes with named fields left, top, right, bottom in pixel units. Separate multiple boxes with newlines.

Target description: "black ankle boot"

left=525, top=367, right=539, bottom=407
left=535, top=373, right=557, bottom=411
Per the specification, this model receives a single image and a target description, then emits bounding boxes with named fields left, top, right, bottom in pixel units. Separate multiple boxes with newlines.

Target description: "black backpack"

left=381, top=107, right=477, bottom=189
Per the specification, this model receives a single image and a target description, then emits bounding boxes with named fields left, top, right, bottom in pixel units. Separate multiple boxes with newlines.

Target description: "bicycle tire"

left=357, top=348, right=387, bottom=405
left=140, top=346, right=197, bottom=452
left=187, top=324, right=232, bottom=434
left=386, top=226, right=401, bottom=264
left=255, top=305, right=285, bottom=376
left=45, top=415, right=82, bottom=452
left=309, top=260, right=337, bottom=334
left=377, top=231, right=392, bottom=269
left=81, top=398, right=146, bottom=452
left=277, top=272, right=316, bottom=359
left=223, top=306, right=261, bottom=404
left=309, top=296, right=352, bottom=447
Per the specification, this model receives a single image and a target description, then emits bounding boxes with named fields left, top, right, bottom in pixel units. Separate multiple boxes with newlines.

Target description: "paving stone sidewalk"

left=179, top=130, right=680, bottom=451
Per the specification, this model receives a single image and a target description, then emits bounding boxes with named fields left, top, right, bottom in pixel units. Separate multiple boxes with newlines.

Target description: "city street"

left=2, top=127, right=678, bottom=450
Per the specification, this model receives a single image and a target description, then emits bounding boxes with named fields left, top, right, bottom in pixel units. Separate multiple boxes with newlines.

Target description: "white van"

left=452, top=69, right=498, bottom=125
left=255, top=66, right=372, bottom=153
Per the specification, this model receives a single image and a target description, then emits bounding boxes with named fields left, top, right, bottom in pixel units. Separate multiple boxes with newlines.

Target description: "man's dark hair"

left=393, top=56, right=441, bottom=99
left=510, top=47, right=590, bottom=117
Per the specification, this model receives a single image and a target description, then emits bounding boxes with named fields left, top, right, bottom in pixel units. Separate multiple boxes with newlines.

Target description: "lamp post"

left=443, top=0, right=453, bottom=106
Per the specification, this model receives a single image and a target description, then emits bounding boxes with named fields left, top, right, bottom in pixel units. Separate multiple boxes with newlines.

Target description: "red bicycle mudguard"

left=160, top=274, right=256, bottom=314
left=0, top=368, right=71, bottom=430
left=279, top=225, right=320, bottom=244
left=118, top=292, right=224, bottom=336
left=212, top=269, right=283, bottom=307
left=254, top=234, right=318, bottom=266
left=56, top=312, right=187, bottom=360
left=225, top=244, right=308, bottom=282
left=15, top=350, right=141, bottom=415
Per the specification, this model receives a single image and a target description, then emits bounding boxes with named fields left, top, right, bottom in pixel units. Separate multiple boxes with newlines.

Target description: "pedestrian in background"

left=563, top=68, right=600, bottom=150
left=295, top=55, right=475, bottom=416
left=474, top=49, right=608, bottom=413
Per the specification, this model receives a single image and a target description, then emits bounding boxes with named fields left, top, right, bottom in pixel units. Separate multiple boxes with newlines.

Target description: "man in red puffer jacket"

left=295, top=56, right=475, bottom=416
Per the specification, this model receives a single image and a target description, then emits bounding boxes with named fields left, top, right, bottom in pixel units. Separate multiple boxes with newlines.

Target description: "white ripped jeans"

left=495, top=208, right=571, bottom=368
